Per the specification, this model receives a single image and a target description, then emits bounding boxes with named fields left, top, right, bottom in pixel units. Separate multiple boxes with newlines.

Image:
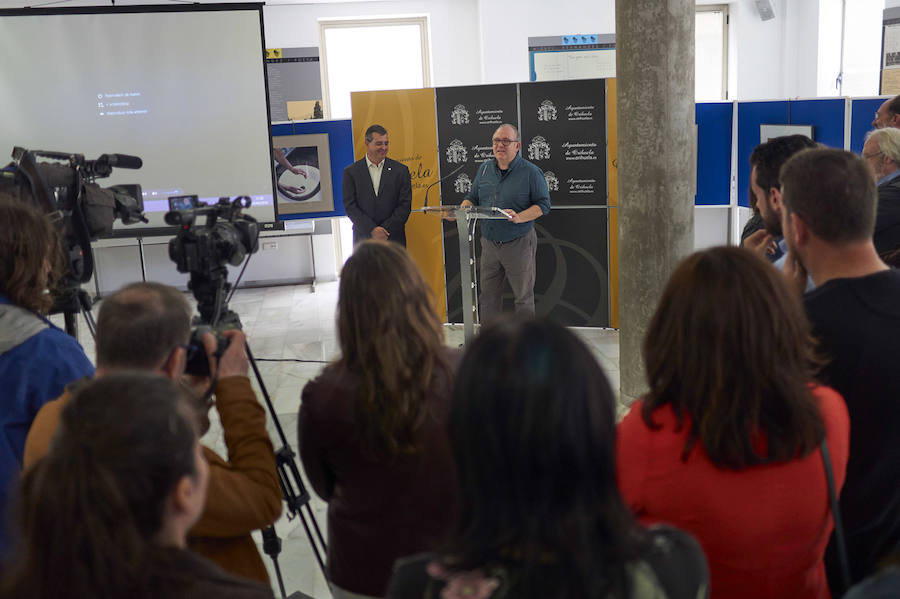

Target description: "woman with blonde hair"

left=299, top=240, right=459, bottom=599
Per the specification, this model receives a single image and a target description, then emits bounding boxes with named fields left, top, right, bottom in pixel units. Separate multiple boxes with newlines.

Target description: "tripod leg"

left=262, top=526, right=289, bottom=599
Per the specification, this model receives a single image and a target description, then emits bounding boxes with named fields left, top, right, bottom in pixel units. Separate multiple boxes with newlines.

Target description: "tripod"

left=188, top=266, right=329, bottom=599
left=53, top=286, right=98, bottom=340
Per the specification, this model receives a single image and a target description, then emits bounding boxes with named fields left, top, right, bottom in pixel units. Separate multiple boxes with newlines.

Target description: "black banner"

left=519, top=79, right=607, bottom=206
left=442, top=207, right=610, bottom=327
left=434, top=83, right=519, bottom=207
left=436, top=80, right=610, bottom=326
left=436, top=84, right=518, bottom=321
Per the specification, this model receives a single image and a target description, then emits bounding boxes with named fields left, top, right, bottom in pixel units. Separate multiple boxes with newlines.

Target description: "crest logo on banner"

left=446, top=139, right=468, bottom=164
left=454, top=173, right=472, bottom=194
left=537, top=99, right=558, bottom=122
left=544, top=171, right=559, bottom=192
left=450, top=104, right=470, bottom=125
left=528, top=136, right=551, bottom=161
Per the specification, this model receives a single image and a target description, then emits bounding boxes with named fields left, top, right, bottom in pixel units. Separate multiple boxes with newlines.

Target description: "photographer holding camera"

left=24, top=281, right=282, bottom=584
left=0, top=196, right=95, bottom=558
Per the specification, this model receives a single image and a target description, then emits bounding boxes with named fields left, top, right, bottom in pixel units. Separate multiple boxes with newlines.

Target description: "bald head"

left=873, top=96, right=900, bottom=130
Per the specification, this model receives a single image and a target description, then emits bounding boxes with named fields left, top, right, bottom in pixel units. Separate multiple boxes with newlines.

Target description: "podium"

left=418, top=205, right=512, bottom=342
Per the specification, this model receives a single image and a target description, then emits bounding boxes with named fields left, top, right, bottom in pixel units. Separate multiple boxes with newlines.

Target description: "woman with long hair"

left=387, top=319, right=708, bottom=599
left=0, top=197, right=94, bottom=556
left=1, top=372, right=273, bottom=599
left=617, top=246, right=850, bottom=599
left=298, top=240, right=459, bottom=599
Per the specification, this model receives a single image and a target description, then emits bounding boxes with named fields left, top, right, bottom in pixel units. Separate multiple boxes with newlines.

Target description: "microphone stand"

left=422, top=163, right=466, bottom=208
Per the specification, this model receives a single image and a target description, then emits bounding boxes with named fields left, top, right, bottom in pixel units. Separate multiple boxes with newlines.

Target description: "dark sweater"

left=298, top=351, right=460, bottom=596
left=875, top=177, right=900, bottom=256
left=804, top=270, right=900, bottom=589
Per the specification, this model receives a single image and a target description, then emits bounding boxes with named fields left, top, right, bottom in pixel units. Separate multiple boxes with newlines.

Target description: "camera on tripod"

left=0, top=147, right=147, bottom=338
left=166, top=195, right=260, bottom=274
left=165, top=195, right=260, bottom=376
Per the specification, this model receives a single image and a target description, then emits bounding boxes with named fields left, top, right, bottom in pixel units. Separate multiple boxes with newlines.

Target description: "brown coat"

left=23, top=376, right=282, bottom=584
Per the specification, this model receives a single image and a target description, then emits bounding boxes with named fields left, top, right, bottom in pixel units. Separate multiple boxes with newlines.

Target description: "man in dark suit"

left=342, top=124, right=412, bottom=246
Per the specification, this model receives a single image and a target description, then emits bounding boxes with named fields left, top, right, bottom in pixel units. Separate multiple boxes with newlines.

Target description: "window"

left=696, top=5, right=729, bottom=101
left=319, top=16, right=431, bottom=119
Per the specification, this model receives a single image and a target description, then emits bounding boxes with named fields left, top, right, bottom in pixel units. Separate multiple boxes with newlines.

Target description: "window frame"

left=696, top=4, right=730, bottom=101
left=318, top=15, right=432, bottom=119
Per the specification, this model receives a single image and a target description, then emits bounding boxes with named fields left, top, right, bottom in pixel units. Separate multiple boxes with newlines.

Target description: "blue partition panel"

left=789, top=98, right=845, bottom=149
left=271, top=119, right=354, bottom=219
left=696, top=102, right=733, bottom=206
left=736, top=101, right=790, bottom=207
left=849, top=98, right=884, bottom=153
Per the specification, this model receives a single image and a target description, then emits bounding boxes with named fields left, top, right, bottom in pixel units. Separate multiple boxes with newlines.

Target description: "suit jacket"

left=342, top=157, right=412, bottom=246
left=874, top=176, right=900, bottom=256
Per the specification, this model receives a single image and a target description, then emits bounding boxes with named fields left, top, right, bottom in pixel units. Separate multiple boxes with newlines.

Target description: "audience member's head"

left=96, top=282, right=192, bottom=376
left=780, top=148, right=877, bottom=248
left=873, top=96, right=900, bottom=129
left=642, top=246, right=823, bottom=469
left=0, top=196, right=63, bottom=314
left=2, top=372, right=206, bottom=598
left=444, top=318, right=643, bottom=596
left=749, top=135, right=818, bottom=236
left=336, top=240, right=450, bottom=459
left=863, top=128, right=900, bottom=182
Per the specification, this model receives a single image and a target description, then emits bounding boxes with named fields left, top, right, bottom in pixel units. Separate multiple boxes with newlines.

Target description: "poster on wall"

left=272, top=133, right=334, bottom=216
left=519, top=79, right=607, bottom=207
left=266, top=47, right=324, bottom=122
left=528, top=34, right=616, bottom=82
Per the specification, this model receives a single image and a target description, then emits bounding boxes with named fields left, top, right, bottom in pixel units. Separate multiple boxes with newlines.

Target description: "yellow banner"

left=350, top=89, right=447, bottom=320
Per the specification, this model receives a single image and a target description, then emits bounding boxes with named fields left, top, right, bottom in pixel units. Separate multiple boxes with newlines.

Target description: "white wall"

left=730, top=0, right=789, bottom=99
left=263, top=0, right=481, bottom=88
left=476, top=0, right=615, bottom=84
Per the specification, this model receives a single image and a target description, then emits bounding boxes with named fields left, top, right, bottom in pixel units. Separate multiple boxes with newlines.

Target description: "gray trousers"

left=479, top=228, right=537, bottom=324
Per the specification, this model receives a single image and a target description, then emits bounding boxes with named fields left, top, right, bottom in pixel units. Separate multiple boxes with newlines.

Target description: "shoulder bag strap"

left=821, top=439, right=851, bottom=594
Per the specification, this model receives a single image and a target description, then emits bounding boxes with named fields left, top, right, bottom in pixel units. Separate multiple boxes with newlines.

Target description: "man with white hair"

left=861, top=128, right=900, bottom=256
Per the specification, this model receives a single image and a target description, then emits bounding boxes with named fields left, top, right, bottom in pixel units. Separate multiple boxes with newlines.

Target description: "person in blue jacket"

left=0, top=195, right=94, bottom=558
left=461, top=123, right=551, bottom=324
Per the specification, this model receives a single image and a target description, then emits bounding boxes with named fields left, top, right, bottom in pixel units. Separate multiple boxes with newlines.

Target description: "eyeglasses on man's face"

left=492, top=138, right=518, bottom=147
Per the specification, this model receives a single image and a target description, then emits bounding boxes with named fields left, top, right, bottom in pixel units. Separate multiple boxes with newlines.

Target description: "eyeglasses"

left=863, top=151, right=884, bottom=160
left=492, top=138, right=518, bottom=147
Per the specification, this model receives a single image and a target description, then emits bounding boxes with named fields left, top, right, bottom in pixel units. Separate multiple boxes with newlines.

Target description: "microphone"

left=423, top=162, right=466, bottom=208
left=99, top=153, right=143, bottom=169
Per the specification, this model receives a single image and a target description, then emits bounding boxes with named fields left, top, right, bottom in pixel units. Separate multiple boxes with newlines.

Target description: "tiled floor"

left=54, top=281, right=621, bottom=599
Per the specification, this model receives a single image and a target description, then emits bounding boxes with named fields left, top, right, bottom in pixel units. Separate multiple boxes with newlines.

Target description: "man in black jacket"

left=862, top=127, right=900, bottom=257
left=342, top=124, right=412, bottom=246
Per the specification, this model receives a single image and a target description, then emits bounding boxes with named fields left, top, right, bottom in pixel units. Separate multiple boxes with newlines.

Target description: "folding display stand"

left=418, top=205, right=512, bottom=342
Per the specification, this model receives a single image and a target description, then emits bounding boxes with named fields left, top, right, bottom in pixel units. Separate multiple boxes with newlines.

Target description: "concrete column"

left=616, top=0, right=696, bottom=403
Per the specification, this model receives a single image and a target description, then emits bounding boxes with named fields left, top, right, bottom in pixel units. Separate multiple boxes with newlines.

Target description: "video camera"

left=165, top=195, right=259, bottom=275
left=165, top=195, right=260, bottom=376
left=0, top=148, right=146, bottom=334
left=1, top=148, right=145, bottom=245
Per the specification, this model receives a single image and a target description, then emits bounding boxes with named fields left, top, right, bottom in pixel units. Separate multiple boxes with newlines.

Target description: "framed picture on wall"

left=272, top=132, right=334, bottom=216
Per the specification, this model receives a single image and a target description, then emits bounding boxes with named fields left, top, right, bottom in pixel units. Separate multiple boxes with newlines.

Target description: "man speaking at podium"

left=461, top=123, right=550, bottom=323
left=343, top=124, right=412, bottom=246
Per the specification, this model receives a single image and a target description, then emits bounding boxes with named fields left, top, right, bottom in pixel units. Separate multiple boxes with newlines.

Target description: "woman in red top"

left=617, top=246, right=850, bottom=599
